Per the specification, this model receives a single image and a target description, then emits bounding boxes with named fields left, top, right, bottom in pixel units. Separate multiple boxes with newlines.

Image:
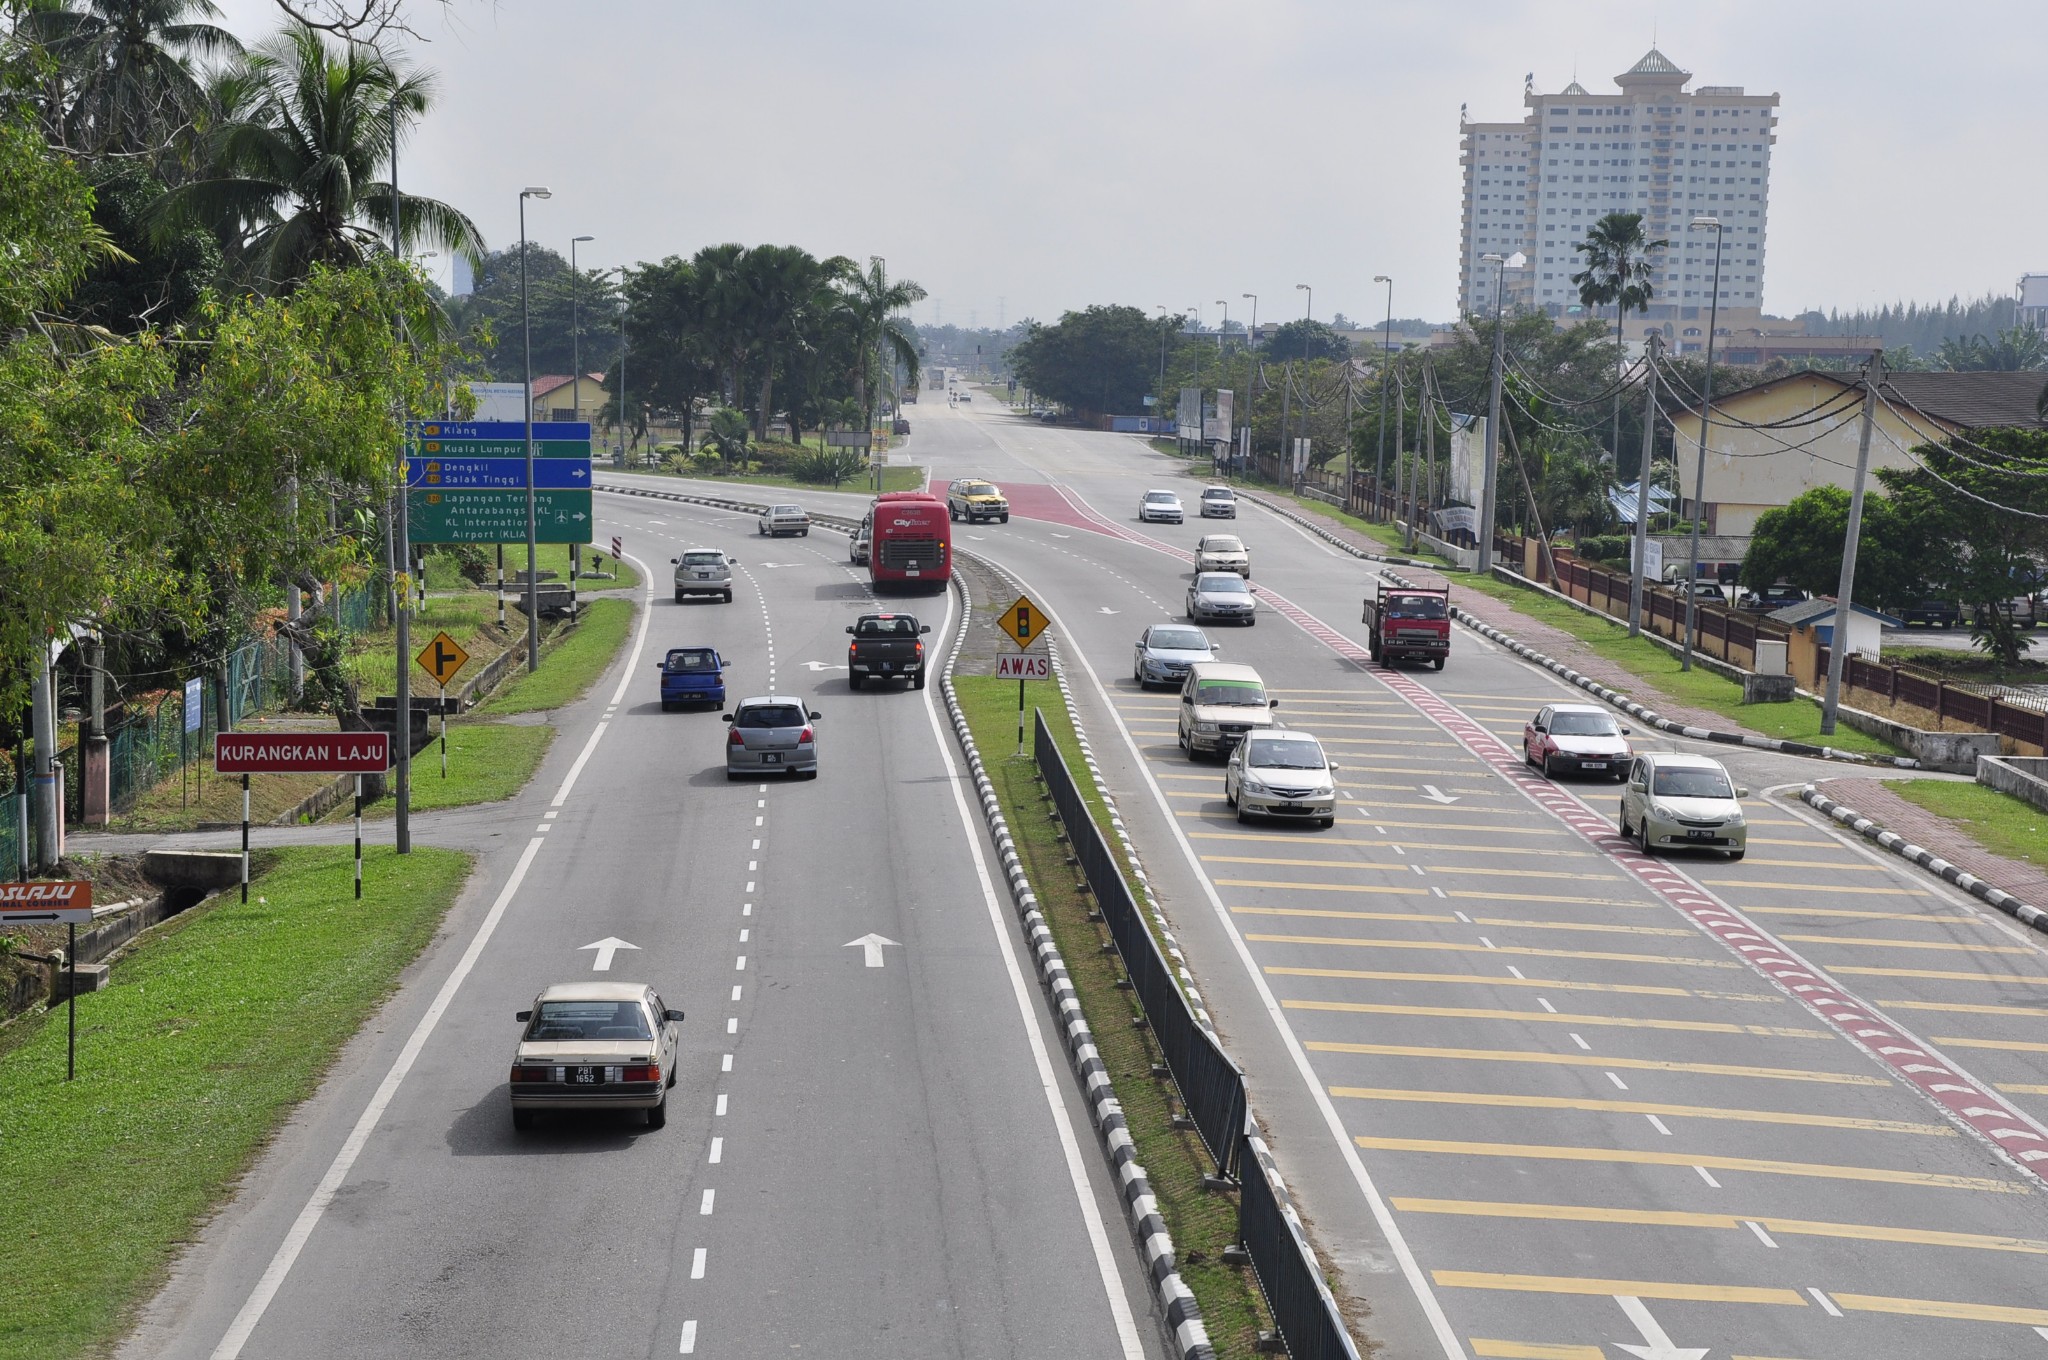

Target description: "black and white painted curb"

left=594, top=480, right=862, bottom=533
left=940, top=563, right=1215, bottom=1360
left=1800, top=785, right=2047, bottom=938
left=1231, top=488, right=1442, bottom=569
left=1366, top=562, right=1923, bottom=771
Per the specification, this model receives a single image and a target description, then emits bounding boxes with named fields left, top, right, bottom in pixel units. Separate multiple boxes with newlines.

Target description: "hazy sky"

left=215, top=0, right=2048, bottom=329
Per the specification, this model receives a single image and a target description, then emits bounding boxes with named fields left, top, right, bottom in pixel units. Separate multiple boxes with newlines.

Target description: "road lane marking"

left=1204, top=856, right=1622, bottom=882
left=1607, top=1072, right=1629, bottom=1089
left=1697, top=1166, right=1723, bottom=1187
left=1696, top=880, right=1929, bottom=895
left=1432, top=1272, right=1805, bottom=1305
left=680, top=1320, right=697, bottom=1354
left=1334, top=1086, right=1950, bottom=1134
left=1225, top=880, right=1434, bottom=898
left=1746, top=1220, right=1779, bottom=1247
left=1246, top=932, right=1741, bottom=968
left=1393, top=1198, right=2046, bottom=1253
left=1879, top=999, right=2048, bottom=1018
left=2000, top=1083, right=2048, bottom=1095
left=1469, top=1342, right=1600, bottom=1359
left=1832, top=966, right=2048, bottom=985
left=1177, top=810, right=1560, bottom=834
left=708, top=1137, right=722, bottom=1163
left=1933, top=1035, right=2048, bottom=1054
left=1747, top=907, right=1993, bottom=922
left=1569, top=1033, right=1592, bottom=1049
left=690, top=1247, right=707, bottom=1279
left=1193, top=832, right=1597, bottom=858
left=1807, top=1287, right=1841, bottom=1317
left=1287, top=1000, right=1824, bottom=1038
left=700, top=1190, right=714, bottom=1215
left=1775, top=934, right=2037, bottom=955
left=1352, top=1135, right=2022, bottom=1191
left=1307, top=1041, right=1885, bottom=1084
left=1264, top=966, right=1776, bottom=1000
left=1834, top=1294, right=2048, bottom=1327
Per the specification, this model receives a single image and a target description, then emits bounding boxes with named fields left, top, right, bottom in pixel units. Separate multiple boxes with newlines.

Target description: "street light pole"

left=1295, top=283, right=1310, bottom=477
left=1680, top=215, right=1724, bottom=673
left=1155, top=304, right=1168, bottom=410
left=1241, top=294, right=1258, bottom=476
left=390, top=99, right=412, bottom=854
left=519, top=187, right=552, bottom=675
left=616, top=293, right=628, bottom=466
left=1477, top=253, right=1509, bottom=573
left=1373, top=274, right=1393, bottom=520
left=570, top=235, right=593, bottom=425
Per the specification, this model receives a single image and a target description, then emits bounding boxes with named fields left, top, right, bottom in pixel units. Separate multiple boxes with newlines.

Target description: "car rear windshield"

left=1653, top=767, right=1734, bottom=799
left=739, top=704, right=806, bottom=728
left=1201, top=576, right=1250, bottom=594
left=1246, top=738, right=1324, bottom=769
left=959, top=482, right=996, bottom=496
left=665, top=649, right=717, bottom=671
left=770, top=505, right=802, bottom=515
left=1148, top=628, right=1208, bottom=651
left=855, top=616, right=919, bottom=637
left=1550, top=712, right=1619, bottom=736
left=682, top=551, right=724, bottom=566
left=1386, top=595, right=1446, bottom=619
left=528, top=1000, right=651, bottom=1042
left=1195, top=679, right=1267, bottom=706
left=1204, top=537, right=1245, bottom=552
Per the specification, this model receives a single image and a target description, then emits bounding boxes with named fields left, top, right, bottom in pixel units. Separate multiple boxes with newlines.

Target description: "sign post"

left=415, top=630, right=469, bottom=781
left=2, top=881, right=93, bottom=1079
left=216, top=733, right=391, bottom=902
left=997, top=593, right=1051, bottom=753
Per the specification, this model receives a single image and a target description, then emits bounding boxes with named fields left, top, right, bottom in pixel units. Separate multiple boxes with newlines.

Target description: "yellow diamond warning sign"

left=998, top=594, right=1049, bottom=651
left=416, top=630, right=470, bottom=688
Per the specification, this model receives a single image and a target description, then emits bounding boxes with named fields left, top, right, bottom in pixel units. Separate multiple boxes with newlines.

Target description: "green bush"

left=1574, top=534, right=1634, bottom=566
left=791, top=447, right=868, bottom=487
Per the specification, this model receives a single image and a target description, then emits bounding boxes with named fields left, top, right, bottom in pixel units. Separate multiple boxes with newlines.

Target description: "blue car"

left=658, top=647, right=726, bottom=710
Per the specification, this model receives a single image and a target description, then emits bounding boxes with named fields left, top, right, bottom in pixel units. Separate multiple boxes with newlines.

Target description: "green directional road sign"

left=408, top=488, right=593, bottom=544
left=414, top=437, right=592, bottom=458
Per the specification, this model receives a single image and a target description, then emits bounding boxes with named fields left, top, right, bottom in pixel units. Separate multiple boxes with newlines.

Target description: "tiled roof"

left=1674, top=369, right=2048, bottom=432
left=1770, top=598, right=1903, bottom=628
left=529, top=373, right=606, bottom=400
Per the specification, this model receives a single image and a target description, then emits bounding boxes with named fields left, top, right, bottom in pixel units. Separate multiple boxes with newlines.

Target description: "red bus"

left=867, top=491, right=951, bottom=592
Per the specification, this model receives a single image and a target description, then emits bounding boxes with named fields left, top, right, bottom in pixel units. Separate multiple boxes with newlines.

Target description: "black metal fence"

left=1238, top=1134, right=1363, bottom=1360
left=1034, top=708, right=1245, bottom=1176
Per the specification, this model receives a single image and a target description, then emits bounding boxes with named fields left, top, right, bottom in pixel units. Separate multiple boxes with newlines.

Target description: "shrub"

left=790, top=448, right=869, bottom=487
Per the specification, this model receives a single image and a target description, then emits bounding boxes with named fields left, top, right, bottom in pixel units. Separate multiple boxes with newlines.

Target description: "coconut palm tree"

left=150, top=22, right=482, bottom=290
left=1572, top=211, right=1667, bottom=462
left=836, top=256, right=925, bottom=435
left=15, top=0, right=242, bottom=159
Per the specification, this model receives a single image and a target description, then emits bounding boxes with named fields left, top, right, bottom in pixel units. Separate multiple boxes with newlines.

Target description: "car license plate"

left=1686, top=829, right=1715, bottom=841
left=1582, top=761, right=1606, bottom=770
left=572, top=1065, right=599, bottom=1084
left=880, top=662, right=892, bottom=671
left=1279, top=802, right=1307, bottom=813
left=761, top=753, right=781, bottom=764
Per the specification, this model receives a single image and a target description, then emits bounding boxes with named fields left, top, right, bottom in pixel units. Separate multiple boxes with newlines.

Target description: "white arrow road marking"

left=1098, top=607, right=1120, bottom=615
left=1613, top=1296, right=1710, bottom=1360
left=1420, top=785, right=1461, bottom=804
left=580, top=936, right=640, bottom=971
left=1051, top=532, right=1072, bottom=538
left=843, top=933, right=901, bottom=968
left=801, top=661, right=849, bottom=671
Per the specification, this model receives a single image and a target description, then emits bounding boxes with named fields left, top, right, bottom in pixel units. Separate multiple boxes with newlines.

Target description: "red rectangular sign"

left=0, top=881, right=94, bottom=924
left=214, top=732, right=390, bottom=774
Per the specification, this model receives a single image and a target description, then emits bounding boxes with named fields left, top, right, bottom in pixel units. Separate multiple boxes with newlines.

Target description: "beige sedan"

left=509, top=982, right=684, bottom=1130
left=1195, top=533, right=1250, bottom=577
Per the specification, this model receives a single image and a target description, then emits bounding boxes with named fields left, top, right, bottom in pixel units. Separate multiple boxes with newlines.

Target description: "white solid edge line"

left=211, top=552, right=661, bottom=1357
left=996, top=556, right=1470, bottom=1360
left=209, top=835, right=546, bottom=1359
left=916, top=584, right=1149, bottom=1359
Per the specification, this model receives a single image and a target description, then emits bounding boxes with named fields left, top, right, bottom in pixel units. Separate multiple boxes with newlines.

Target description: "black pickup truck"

left=846, top=612, right=932, bottom=690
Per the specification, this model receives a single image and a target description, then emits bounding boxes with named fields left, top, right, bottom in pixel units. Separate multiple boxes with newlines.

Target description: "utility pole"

left=518, top=187, right=552, bottom=676
left=1417, top=359, right=1436, bottom=552
left=30, top=642, right=55, bottom=869
left=1680, top=215, right=1725, bottom=673
left=1392, top=359, right=1405, bottom=540
left=1628, top=333, right=1661, bottom=637
left=1373, top=275, right=1393, bottom=521
left=1279, top=362, right=1293, bottom=489
left=1477, top=253, right=1508, bottom=572
left=1823, top=352, right=1885, bottom=735
left=391, top=100, right=413, bottom=854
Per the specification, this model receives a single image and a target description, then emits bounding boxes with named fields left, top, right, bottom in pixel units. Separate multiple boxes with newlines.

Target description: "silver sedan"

left=724, top=695, right=820, bottom=779
left=1225, top=731, right=1339, bottom=828
left=1132, top=623, right=1217, bottom=688
left=1187, top=572, right=1257, bottom=625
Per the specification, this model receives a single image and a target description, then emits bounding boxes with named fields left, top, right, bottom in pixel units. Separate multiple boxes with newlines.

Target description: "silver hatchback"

left=724, top=695, right=820, bottom=779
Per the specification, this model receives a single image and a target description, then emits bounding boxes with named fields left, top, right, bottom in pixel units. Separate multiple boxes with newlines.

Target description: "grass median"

left=1454, top=572, right=1906, bottom=758
left=0, top=843, right=473, bottom=1360
left=953, top=674, right=1277, bottom=1359
left=1886, top=780, right=2048, bottom=875
left=622, top=464, right=926, bottom=494
left=483, top=595, right=634, bottom=715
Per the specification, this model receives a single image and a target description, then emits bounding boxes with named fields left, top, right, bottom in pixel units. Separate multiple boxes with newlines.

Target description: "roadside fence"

left=1034, top=708, right=1245, bottom=1178
left=1238, top=1132, right=1363, bottom=1360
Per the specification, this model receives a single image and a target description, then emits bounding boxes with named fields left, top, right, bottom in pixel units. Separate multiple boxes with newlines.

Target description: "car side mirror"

left=669, top=557, right=678, bottom=564
left=728, top=558, right=739, bottom=565
left=920, top=625, right=931, bottom=634
left=515, top=1009, right=532, bottom=1022
left=721, top=713, right=735, bottom=723
left=1620, top=727, right=1632, bottom=736
left=845, top=625, right=856, bottom=634
left=1327, top=761, right=1340, bottom=770
left=1532, top=724, right=1546, bottom=734
left=1736, top=786, right=1750, bottom=799
left=1269, top=699, right=1280, bottom=709
left=664, top=1008, right=686, bottom=1022
left=808, top=710, right=821, bottom=721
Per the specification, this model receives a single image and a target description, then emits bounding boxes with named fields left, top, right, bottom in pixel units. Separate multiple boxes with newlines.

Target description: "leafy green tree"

left=1010, top=304, right=1167, bottom=417
left=607, top=253, right=720, bottom=449
left=735, top=243, right=852, bottom=440
left=1738, top=485, right=1934, bottom=610
left=14, top=0, right=242, bottom=159
left=699, top=406, right=750, bottom=473
left=1262, top=318, right=1349, bottom=362
left=153, top=23, right=482, bottom=289
left=1934, top=326, right=2047, bottom=372
left=67, top=162, right=224, bottom=330
left=445, top=245, right=619, bottom=381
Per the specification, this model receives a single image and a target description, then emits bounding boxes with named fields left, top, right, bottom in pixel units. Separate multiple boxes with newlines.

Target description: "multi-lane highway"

left=120, top=393, right=2047, bottom=1360
left=121, top=483, right=1162, bottom=1357
left=645, top=395, right=2045, bottom=1360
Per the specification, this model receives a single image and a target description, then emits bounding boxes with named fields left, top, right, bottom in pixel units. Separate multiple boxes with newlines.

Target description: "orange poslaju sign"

left=0, top=881, right=94, bottom=923
left=214, top=732, right=391, bottom=774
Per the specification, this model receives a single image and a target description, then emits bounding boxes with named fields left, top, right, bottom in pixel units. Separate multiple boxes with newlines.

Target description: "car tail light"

left=799, top=726, right=813, bottom=742
left=728, top=727, right=745, bottom=746
left=625, top=1064, right=661, bottom=1083
left=510, top=1065, right=550, bottom=1082
left=914, top=640, right=924, bottom=656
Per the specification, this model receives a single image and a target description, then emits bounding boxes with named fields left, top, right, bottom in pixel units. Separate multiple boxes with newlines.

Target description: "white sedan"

left=757, top=504, right=810, bottom=537
left=1138, top=490, right=1184, bottom=524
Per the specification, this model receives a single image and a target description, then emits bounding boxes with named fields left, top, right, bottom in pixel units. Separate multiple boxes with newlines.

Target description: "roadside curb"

left=1798, top=785, right=2047, bottom=937
left=939, top=560, right=1215, bottom=1360
left=1363, top=561, right=1922, bottom=770
left=1231, top=488, right=1442, bottom=569
left=593, top=481, right=861, bottom=532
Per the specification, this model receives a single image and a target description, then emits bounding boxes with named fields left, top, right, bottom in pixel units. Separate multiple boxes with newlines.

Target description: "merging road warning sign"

left=416, top=631, right=470, bottom=688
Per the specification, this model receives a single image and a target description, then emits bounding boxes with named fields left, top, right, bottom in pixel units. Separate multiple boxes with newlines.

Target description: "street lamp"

left=1476, top=252, right=1510, bottom=572
left=518, top=186, right=551, bottom=674
left=1215, top=299, right=1229, bottom=349
left=1680, top=214, right=1726, bottom=673
left=1241, top=292, right=1258, bottom=352
left=1374, top=275, right=1394, bottom=520
left=614, top=288, right=629, bottom=467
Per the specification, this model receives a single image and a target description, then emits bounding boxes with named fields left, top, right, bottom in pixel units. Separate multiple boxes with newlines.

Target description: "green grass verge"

left=953, top=674, right=1278, bottom=1359
left=421, top=544, right=640, bottom=594
left=356, top=720, right=556, bottom=818
left=482, top=596, right=634, bottom=715
left=1453, top=573, right=1906, bottom=757
left=1886, top=780, right=2048, bottom=875
left=624, top=464, right=927, bottom=494
left=0, top=844, right=473, bottom=1360
left=1273, top=491, right=1457, bottom=568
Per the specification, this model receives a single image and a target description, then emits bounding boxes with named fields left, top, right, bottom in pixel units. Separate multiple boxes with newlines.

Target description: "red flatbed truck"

left=1362, top=578, right=1452, bottom=669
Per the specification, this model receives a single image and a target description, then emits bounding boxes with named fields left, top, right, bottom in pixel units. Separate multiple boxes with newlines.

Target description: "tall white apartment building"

left=1458, top=50, right=1779, bottom=347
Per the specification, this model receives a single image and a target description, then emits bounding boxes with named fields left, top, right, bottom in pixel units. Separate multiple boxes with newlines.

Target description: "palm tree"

left=151, top=23, right=482, bottom=289
left=16, top=0, right=242, bottom=159
left=700, top=406, right=750, bottom=474
left=836, top=256, right=926, bottom=435
left=1571, top=211, right=1667, bottom=463
left=1937, top=326, right=2048, bottom=372
left=734, top=244, right=853, bottom=441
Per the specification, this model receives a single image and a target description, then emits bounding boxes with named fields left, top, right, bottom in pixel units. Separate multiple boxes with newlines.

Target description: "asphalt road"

left=120, top=494, right=1165, bottom=1358
left=856, top=396, right=2048, bottom=1360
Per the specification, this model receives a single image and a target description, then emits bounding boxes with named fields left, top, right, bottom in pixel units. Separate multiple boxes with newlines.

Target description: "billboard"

left=1176, top=386, right=1201, bottom=443
left=1447, top=413, right=1484, bottom=506
left=1204, top=390, right=1233, bottom=445
left=466, top=382, right=528, bottom=421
